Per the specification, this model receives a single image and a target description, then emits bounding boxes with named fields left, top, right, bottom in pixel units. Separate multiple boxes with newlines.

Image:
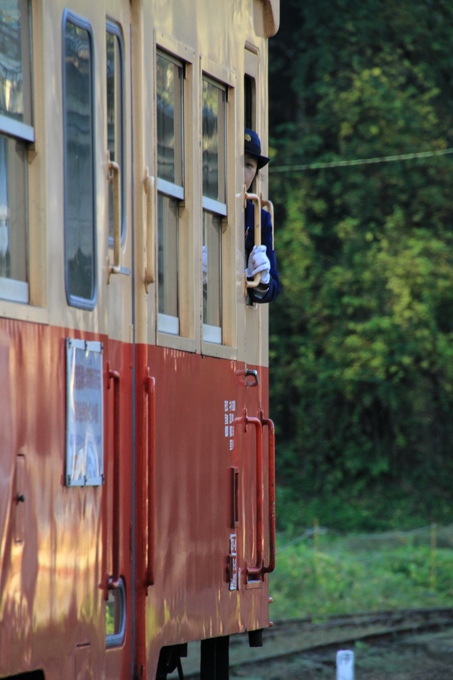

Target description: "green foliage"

left=271, top=533, right=453, bottom=619
left=269, top=0, right=453, bottom=522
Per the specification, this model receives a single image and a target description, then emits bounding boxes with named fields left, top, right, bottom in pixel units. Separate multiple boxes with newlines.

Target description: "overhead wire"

left=269, top=147, right=453, bottom=173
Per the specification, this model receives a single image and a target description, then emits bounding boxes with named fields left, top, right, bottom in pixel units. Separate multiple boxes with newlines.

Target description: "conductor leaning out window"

left=244, top=129, right=280, bottom=303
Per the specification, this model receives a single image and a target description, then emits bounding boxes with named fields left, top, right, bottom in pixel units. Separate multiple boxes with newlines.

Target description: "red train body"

left=0, top=1, right=279, bottom=678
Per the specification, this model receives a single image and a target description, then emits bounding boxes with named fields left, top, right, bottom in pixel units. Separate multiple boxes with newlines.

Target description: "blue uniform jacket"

left=245, top=200, right=280, bottom=304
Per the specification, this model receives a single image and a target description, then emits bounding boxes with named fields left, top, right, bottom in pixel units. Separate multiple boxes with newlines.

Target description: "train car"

left=0, top=0, right=279, bottom=678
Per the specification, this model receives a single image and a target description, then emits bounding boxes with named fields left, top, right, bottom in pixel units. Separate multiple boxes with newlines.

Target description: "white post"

left=336, top=650, right=354, bottom=680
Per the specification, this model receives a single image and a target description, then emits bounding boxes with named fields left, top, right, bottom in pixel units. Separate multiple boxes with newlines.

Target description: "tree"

left=269, top=0, right=453, bottom=529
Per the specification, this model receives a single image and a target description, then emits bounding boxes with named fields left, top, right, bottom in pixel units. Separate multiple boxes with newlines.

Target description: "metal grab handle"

left=245, top=368, right=259, bottom=387
left=262, top=418, right=276, bottom=575
left=107, top=365, right=121, bottom=590
left=107, top=153, right=130, bottom=282
left=145, top=370, right=156, bottom=587
left=144, top=168, right=155, bottom=291
left=244, top=188, right=261, bottom=289
left=260, top=194, right=274, bottom=249
left=245, top=416, right=265, bottom=580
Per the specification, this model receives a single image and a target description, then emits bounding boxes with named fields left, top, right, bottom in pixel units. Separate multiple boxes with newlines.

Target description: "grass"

left=269, top=529, right=453, bottom=620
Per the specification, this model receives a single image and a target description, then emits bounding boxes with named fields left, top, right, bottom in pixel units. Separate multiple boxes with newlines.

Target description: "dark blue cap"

left=244, top=128, right=269, bottom=169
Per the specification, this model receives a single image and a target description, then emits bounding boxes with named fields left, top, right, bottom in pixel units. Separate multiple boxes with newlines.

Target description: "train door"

left=97, top=2, right=134, bottom=679
left=93, top=2, right=153, bottom=676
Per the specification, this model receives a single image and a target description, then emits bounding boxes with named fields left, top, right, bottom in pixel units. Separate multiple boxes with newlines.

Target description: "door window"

left=106, top=24, right=125, bottom=242
left=63, top=12, right=96, bottom=309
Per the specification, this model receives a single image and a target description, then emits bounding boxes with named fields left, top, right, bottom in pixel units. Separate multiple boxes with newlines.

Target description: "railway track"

left=182, top=607, right=453, bottom=678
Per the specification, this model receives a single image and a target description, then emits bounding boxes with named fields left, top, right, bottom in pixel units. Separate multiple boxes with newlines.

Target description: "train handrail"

left=244, top=188, right=262, bottom=289
left=260, top=194, right=274, bottom=249
left=245, top=415, right=264, bottom=580
left=108, top=366, right=121, bottom=590
left=262, top=417, right=276, bottom=575
left=144, top=169, right=155, bottom=291
left=107, top=152, right=130, bottom=282
left=145, top=371, right=156, bottom=587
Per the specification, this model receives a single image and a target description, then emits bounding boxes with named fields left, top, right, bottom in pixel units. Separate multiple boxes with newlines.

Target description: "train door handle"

left=230, top=466, right=239, bottom=528
left=261, top=418, right=276, bottom=575
left=260, top=194, right=274, bottom=249
left=144, top=169, right=155, bottom=292
left=145, top=370, right=156, bottom=587
left=243, top=415, right=265, bottom=580
left=245, top=368, right=259, bottom=387
left=107, top=152, right=130, bottom=282
left=107, top=364, right=121, bottom=590
left=243, top=187, right=262, bottom=290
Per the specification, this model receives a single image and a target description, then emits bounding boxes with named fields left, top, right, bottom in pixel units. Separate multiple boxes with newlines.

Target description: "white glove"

left=246, top=245, right=270, bottom=284
left=202, top=245, right=207, bottom=283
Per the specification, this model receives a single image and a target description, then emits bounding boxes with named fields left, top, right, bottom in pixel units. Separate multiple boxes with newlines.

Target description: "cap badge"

left=244, top=133, right=252, bottom=142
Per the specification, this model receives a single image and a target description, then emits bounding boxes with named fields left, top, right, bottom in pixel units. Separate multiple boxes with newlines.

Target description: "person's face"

left=244, top=154, right=258, bottom=191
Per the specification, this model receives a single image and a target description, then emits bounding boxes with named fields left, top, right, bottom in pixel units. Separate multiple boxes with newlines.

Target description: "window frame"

left=0, top=0, right=34, bottom=140
left=106, top=20, right=126, bottom=246
left=62, top=9, right=97, bottom=311
left=201, top=73, right=228, bottom=345
left=156, top=48, right=185, bottom=335
left=0, top=0, right=33, bottom=305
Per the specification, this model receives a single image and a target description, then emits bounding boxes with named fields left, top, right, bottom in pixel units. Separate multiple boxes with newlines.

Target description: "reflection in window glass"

left=106, top=588, right=122, bottom=636
left=203, top=211, right=222, bottom=334
left=156, top=53, right=183, bottom=186
left=64, top=19, right=95, bottom=303
left=106, top=579, right=126, bottom=648
left=0, top=134, right=26, bottom=283
left=0, top=0, right=31, bottom=125
left=202, top=79, right=226, bottom=203
left=158, top=193, right=179, bottom=319
left=106, top=30, right=123, bottom=240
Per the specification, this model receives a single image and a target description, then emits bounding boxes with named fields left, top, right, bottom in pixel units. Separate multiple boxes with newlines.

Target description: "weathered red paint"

left=0, top=318, right=272, bottom=680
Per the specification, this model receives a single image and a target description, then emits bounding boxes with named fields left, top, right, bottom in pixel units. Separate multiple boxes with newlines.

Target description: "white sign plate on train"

left=65, top=338, right=104, bottom=487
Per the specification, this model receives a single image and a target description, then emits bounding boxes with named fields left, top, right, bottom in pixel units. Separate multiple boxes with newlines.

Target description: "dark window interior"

left=244, top=75, right=254, bottom=130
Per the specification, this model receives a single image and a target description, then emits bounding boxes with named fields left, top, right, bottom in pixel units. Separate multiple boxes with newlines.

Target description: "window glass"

left=202, top=79, right=225, bottom=204
left=158, top=193, right=179, bottom=323
left=0, top=1, right=31, bottom=304
left=64, top=17, right=95, bottom=305
left=156, top=53, right=183, bottom=187
left=156, top=51, right=184, bottom=335
left=0, top=134, right=27, bottom=282
left=203, top=211, right=222, bottom=342
left=106, top=28, right=124, bottom=240
left=244, top=75, right=254, bottom=130
left=106, top=579, right=126, bottom=648
left=0, top=0, right=32, bottom=126
left=202, top=76, right=226, bottom=344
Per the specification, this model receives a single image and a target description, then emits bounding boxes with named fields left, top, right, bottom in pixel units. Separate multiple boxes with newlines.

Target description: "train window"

left=106, top=23, right=125, bottom=243
left=202, top=77, right=226, bottom=208
left=156, top=51, right=184, bottom=335
left=244, top=75, right=255, bottom=130
left=202, top=76, right=226, bottom=344
left=157, top=193, right=179, bottom=324
left=63, top=12, right=96, bottom=309
left=202, top=211, right=222, bottom=342
left=0, top=0, right=33, bottom=305
left=105, top=578, right=126, bottom=648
